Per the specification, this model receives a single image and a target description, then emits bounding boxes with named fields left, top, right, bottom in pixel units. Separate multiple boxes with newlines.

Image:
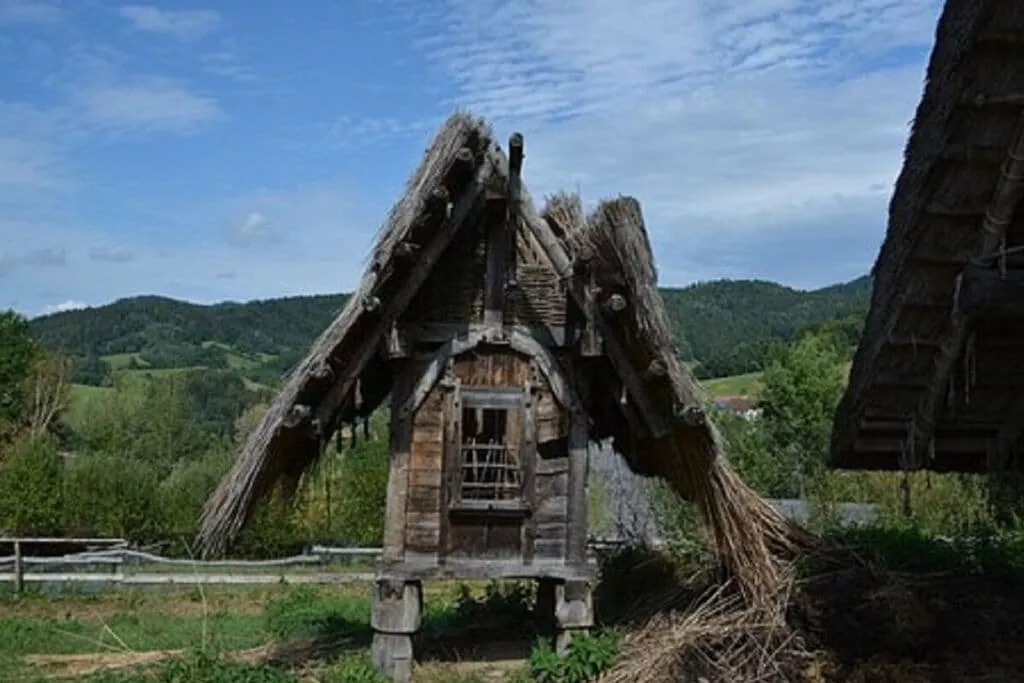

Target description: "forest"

left=28, top=276, right=870, bottom=384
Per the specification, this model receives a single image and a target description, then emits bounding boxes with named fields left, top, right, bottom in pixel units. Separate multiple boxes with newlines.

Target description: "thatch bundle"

left=546, top=195, right=815, bottom=606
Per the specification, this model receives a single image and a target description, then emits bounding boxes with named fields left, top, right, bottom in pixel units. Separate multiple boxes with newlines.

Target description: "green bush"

left=0, top=434, right=64, bottom=534
left=62, top=453, right=165, bottom=540
left=521, top=630, right=620, bottom=683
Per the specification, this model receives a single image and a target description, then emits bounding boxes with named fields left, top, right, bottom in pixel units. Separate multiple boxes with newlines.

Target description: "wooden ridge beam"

left=910, top=111, right=1024, bottom=467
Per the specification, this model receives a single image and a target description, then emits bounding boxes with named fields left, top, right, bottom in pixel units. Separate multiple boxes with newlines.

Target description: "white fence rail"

left=0, top=536, right=657, bottom=593
left=0, top=539, right=383, bottom=592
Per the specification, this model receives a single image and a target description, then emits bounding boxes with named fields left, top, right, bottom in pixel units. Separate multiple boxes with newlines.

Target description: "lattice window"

left=458, top=406, right=523, bottom=501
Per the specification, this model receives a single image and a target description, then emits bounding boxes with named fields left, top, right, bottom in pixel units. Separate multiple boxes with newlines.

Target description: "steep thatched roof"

left=198, top=111, right=809, bottom=602
left=832, top=0, right=1024, bottom=472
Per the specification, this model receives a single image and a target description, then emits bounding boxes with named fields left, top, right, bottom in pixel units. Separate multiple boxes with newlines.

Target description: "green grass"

left=701, top=360, right=854, bottom=400
left=702, top=371, right=764, bottom=398
left=101, top=354, right=149, bottom=370
left=0, top=581, right=540, bottom=682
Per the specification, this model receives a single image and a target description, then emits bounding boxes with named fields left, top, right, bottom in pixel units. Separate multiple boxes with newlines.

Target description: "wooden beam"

left=603, top=293, right=627, bottom=313
left=398, top=329, right=585, bottom=419
left=314, top=150, right=497, bottom=429
left=506, top=132, right=524, bottom=290
left=956, top=263, right=1024, bottom=317
left=566, top=417, right=588, bottom=567
left=579, top=272, right=603, bottom=357
left=910, top=111, right=1024, bottom=467
left=484, top=135, right=522, bottom=327
left=378, top=558, right=597, bottom=582
left=401, top=321, right=572, bottom=347
left=994, top=390, right=1024, bottom=469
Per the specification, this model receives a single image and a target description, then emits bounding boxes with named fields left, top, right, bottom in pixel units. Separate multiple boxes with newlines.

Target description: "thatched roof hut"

left=198, top=111, right=805, bottom=605
left=832, top=0, right=1024, bottom=473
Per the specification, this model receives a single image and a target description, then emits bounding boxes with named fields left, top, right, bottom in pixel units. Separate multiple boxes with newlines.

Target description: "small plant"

left=447, top=580, right=534, bottom=631
left=81, top=649, right=298, bottom=683
left=523, top=629, right=619, bottom=682
left=322, top=653, right=389, bottom=683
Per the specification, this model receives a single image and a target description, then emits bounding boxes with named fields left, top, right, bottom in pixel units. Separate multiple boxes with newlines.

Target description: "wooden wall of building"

left=397, top=347, right=572, bottom=565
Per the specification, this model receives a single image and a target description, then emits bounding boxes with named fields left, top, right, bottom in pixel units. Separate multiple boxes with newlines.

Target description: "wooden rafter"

left=910, top=111, right=1024, bottom=466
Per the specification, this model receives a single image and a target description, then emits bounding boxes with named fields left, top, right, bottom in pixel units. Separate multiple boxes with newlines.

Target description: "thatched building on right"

left=832, top=0, right=1024, bottom=473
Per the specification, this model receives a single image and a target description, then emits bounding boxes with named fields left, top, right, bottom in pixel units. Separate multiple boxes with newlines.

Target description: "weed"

left=521, top=630, right=619, bottom=683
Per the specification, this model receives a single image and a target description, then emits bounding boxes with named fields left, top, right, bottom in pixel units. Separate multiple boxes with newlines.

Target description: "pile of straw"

left=547, top=194, right=815, bottom=607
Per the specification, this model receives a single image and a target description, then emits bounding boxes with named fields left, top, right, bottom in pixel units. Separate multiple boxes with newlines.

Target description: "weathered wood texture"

left=394, top=346, right=573, bottom=569
left=403, top=215, right=566, bottom=329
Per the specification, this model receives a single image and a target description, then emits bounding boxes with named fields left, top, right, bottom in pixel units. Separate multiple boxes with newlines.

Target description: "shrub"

left=0, top=434, right=64, bottom=534
left=62, top=453, right=164, bottom=540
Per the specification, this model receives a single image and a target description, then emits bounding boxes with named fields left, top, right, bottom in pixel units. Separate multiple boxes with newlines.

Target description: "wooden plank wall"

left=397, top=347, right=574, bottom=566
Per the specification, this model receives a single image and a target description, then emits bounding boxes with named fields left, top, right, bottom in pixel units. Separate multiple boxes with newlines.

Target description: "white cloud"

left=119, top=5, right=222, bottom=41
left=40, top=299, right=88, bottom=316
left=72, top=77, right=221, bottom=133
left=393, top=0, right=944, bottom=285
left=228, top=212, right=272, bottom=247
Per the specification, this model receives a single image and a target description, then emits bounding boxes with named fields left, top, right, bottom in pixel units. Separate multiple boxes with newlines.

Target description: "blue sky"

left=0, top=0, right=944, bottom=317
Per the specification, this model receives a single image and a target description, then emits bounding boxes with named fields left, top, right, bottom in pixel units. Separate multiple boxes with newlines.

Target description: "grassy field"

left=702, top=372, right=764, bottom=398
left=0, top=581, right=540, bottom=682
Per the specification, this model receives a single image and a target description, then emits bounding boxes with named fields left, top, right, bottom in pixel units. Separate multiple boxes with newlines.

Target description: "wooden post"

left=535, top=577, right=558, bottom=634
left=554, top=579, right=594, bottom=653
left=371, top=578, right=422, bottom=683
left=13, top=540, right=23, bottom=595
left=383, top=371, right=413, bottom=563
left=566, top=417, right=588, bottom=567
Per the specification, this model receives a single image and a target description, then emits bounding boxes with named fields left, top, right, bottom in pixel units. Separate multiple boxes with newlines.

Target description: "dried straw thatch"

left=198, top=110, right=811, bottom=605
left=833, top=0, right=1024, bottom=473
left=199, top=111, right=495, bottom=554
left=546, top=196, right=813, bottom=605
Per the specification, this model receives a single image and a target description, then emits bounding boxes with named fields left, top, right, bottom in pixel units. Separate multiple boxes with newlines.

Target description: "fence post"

left=13, top=540, right=23, bottom=595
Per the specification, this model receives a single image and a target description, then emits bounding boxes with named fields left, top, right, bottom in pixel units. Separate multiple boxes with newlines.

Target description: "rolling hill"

left=30, top=276, right=871, bottom=387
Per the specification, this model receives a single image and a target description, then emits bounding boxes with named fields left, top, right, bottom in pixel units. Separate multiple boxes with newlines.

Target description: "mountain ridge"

left=29, top=275, right=871, bottom=382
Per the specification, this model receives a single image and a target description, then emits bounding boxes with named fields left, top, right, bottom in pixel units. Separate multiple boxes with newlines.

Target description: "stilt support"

left=549, top=578, right=594, bottom=654
left=371, top=578, right=422, bottom=683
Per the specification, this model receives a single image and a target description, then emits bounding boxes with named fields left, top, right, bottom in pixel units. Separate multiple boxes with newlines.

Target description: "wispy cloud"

left=0, top=247, right=67, bottom=276
left=0, top=0, right=62, bottom=24
left=393, top=0, right=943, bottom=286
left=88, top=245, right=134, bottom=263
left=72, top=77, right=222, bottom=133
left=118, top=5, right=222, bottom=41
left=227, top=212, right=273, bottom=248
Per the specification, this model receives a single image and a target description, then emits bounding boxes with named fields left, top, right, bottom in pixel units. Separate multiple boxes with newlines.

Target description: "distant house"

left=713, top=395, right=762, bottom=421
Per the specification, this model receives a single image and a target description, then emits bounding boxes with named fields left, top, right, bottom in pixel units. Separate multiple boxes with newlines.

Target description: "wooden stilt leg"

left=555, top=579, right=594, bottom=655
left=371, top=578, right=422, bottom=683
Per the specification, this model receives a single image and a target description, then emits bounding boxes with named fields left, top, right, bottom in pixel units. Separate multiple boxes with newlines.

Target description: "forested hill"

left=30, top=276, right=870, bottom=382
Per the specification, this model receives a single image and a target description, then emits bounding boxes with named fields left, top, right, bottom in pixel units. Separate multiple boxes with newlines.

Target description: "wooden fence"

left=0, top=536, right=654, bottom=593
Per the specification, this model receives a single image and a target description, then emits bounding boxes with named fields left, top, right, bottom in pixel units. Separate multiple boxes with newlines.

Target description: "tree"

left=757, top=333, right=845, bottom=497
left=0, top=310, right=41, bottom=435
left=22, top=352, right=72, bottom=440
